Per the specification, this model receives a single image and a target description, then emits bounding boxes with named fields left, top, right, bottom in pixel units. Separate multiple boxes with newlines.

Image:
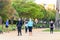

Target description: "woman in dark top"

left=16, top=18, right=24, bottom=36
left=50, top=20, right=54, bottom=34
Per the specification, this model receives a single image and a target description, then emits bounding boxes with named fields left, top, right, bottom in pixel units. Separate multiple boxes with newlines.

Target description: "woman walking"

left=28, top=18, right=33, bottom=36
left=16, top=18, right=23, bottom=36
left=5, top=19, right=9, bottom=32
left=24, top=19, right=28, bottom=33
left=50, top=20, right=54, bottom=34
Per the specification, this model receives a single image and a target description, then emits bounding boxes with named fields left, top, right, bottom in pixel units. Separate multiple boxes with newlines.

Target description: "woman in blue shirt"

left=5, top=19, right=9, bottom=32
left=28, top=18, right=33, bottom=36
left=6, top=19, right=9, bottom=28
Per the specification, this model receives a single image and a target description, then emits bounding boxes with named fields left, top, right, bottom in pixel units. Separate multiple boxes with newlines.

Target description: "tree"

left=0, top=0, right=11, bottom=21
left=0, top=0, right=18, bottom=22
left=46, top=9, right=56, bottom=21
left=12, top=0, right=46, bottom=20
left=0, top=0, right=18, bottom=31
left=0, top=0, right=11, bottom=31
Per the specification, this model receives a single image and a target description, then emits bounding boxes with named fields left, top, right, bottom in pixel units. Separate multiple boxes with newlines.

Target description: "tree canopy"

left=0, top=0, right=56, bottom=22
left=0, top=0, right=17, bottom=22
left=12, top=0, right=47, bottom=20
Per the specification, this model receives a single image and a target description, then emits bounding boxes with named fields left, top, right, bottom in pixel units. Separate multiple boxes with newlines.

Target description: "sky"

left=35, top=0, right=57, bottom=5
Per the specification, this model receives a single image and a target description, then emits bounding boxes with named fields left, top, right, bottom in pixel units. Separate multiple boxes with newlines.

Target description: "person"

left=50, top=20, right=54, bottom=34
left=28, top=18, right=33, bottom=36
left=24, top=19, right=28, bottom=33
left=16, top=18, right=24, bottom=36
left=5, top=19, right=9, bottom=32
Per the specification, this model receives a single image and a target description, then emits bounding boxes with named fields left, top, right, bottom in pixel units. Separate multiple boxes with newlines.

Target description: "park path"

left=0, top=28, right=60, bottom=40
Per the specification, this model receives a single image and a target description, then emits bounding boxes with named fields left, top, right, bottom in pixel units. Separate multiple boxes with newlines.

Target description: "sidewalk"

left=0, top=28, right=60, bottom=40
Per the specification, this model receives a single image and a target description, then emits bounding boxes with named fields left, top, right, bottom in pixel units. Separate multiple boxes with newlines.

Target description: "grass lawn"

left=43, top=28, right=60, bottom=32
left=0, top=24, right=25, bottom=32
left=0, top=24, right=16, bottom=32
left=0, top=25, right=2, bottom=31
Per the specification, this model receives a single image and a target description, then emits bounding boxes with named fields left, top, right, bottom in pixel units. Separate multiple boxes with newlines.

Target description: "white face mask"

left=51, top=21, right=53, bottom=23
left=29, top=18, right=32, bottom=21
left=18, top=18, right=21, bottom=21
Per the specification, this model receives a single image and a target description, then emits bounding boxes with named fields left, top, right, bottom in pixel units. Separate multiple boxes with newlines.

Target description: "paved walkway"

left=0, top=28, right=60, bottom=40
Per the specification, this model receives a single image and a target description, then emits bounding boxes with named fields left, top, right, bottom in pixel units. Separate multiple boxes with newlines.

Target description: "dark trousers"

left=28, top=27, right=32, bottom=32
left=25, top=26, right=28, bottom=33
left=17, top=27, right=22, bottom=36
left=50, top=28, right=53, bottom=34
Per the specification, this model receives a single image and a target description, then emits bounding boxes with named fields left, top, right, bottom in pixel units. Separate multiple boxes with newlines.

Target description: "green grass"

left=0, top=24, right=16, bottom=32
left=0, top=24, right=25, bottom=32
left=43, top=28, right=60, bottom=32
left=0, top=25, right=2, bottom=31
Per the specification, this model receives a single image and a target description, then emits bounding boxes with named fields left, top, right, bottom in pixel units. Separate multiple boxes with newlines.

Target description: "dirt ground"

left=0, top=28, right=60, bottom=40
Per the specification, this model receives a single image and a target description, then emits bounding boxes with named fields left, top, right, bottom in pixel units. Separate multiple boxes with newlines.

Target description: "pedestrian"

left=50, top=20, right=54, bottom=34
left=24, top=18, right=28, bottom=33
left=16, top=18, right=24, bottom=36
left=5, top=19, right=9, bottom=32
left=28, top=18, right=33, bottom=36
